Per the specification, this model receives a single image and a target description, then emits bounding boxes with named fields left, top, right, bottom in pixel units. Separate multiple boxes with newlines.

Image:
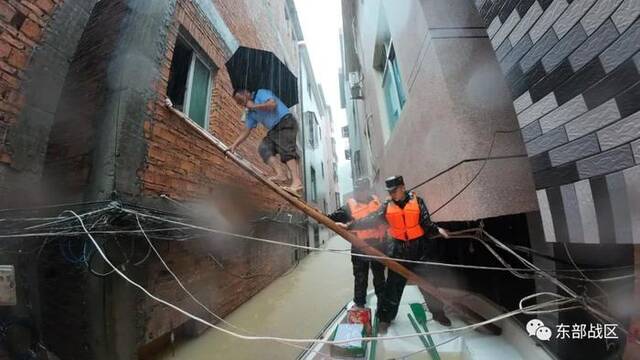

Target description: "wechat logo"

left=527, top=319, right=552, bottom=341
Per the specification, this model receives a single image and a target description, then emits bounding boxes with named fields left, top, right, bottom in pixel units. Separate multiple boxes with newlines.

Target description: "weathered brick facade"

left=0, top=0, right=58, bottom=193
left=0, top=0, right=97, bottom=207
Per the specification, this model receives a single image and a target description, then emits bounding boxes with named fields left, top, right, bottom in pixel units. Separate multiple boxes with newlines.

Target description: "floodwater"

left=161, top=235, right=353, bottom=360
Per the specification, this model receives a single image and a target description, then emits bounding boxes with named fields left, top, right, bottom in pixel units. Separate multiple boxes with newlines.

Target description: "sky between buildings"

left=294, top=0, right=353, bottom=197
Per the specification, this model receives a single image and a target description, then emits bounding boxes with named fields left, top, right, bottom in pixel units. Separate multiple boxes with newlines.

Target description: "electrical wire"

left=70, top=210, right=583, bottom=345
left=1, top=205, right=634, bottom=277
left=124, top=209, right=636, bottom=283
left=0, top=227, right=192, bottom=238
left=562, top=242, right=608, bottom=297
left=2, top=204, right=635, bottom=345
left=24, top=206, right=114, bottom=230
left=135, top=215, right=334, bottom=359
left=408, top=128, right=523, bottom=217
left=481, top=230, right=636, bottom=343
left=0, top=200, right=112, bottom=214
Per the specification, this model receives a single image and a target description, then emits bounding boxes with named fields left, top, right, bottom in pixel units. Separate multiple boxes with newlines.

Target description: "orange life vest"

left=347, top=196, right=386, bottom=240
left=385, top=193, right=425, bottom=241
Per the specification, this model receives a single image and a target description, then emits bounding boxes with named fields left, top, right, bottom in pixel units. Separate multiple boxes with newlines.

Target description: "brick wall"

left=3, top=0, right=311, bottom=356
left=475, top=0, right=640, bottom=244
left=138, top=0, right=309, bottom=353
left=0, top=0, right=51, bottom=135
left=0, top=0, right=97, bottom=207
left=0, top=0, right=57, bottom=200
left=43, top=0, right=126, bottom=203
left=143, top=0, right=295, bottom=209
left=140, top=219, right=304, bottom=350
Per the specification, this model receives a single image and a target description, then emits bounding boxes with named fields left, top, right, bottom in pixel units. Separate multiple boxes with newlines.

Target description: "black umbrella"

left=225, top=46, right=299, bottom=108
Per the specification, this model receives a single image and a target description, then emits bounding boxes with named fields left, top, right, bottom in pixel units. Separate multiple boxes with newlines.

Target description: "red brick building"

left=0, top=0, right=328, bottom=358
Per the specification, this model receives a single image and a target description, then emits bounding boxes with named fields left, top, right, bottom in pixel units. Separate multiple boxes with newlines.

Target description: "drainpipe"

left=297, top=41, right=307, bottom=202
left=297, top=41, right=309, bottom=257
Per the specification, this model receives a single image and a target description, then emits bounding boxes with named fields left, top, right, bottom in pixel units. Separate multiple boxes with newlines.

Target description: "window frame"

left=310, top=166, right=318, bottom=202
left=306, top=111, right=320, bottom=148
left=170, top=32, right=214, bottom=130
left=381, top=41, right=405, bottom=131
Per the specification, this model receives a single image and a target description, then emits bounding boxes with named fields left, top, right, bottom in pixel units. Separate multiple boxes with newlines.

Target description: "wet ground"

left=161, top=235, right=353, bottom=359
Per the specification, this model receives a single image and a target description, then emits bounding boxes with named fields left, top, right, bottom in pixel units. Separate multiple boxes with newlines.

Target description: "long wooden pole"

left=166, top=103, right=500, bottom=335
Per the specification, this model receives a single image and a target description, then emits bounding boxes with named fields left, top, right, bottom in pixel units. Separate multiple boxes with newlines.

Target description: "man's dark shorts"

left=258, top=114, right=300, bottom=163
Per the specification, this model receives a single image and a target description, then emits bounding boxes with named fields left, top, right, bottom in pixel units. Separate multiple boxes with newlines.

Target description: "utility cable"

left=408, top=128, right=523, bottom=217
left=70, top=210, right=582, bottom=345
left=124, top=209, right=635, bottom=282
left=134, top=215, right=332, bottom=358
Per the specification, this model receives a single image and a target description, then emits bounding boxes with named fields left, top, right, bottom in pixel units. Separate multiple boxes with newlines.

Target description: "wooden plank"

left=166, top=103, right=501, bottom=335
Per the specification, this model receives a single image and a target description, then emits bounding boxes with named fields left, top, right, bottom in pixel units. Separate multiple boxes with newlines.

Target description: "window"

left=335, top=192, right=341, bottom=207
left=341, top=126, right=349, bottom=138
left=353, top=150, right=362, bottom=178
left=345, top=149, right=351, bottom=160
left=321, top=163, right=325, bottom=179
left=167, top=36, right=213, bottom=129
left=310, top=166, right=317, bottom=202
left=323, top=199, right=327, bottom=213
left=381, top=42, right=406, bottom=130
left=306, top=112, right=319, bottom=148
left=339, top=70, right=347, bottom=108
left=313, top=225, right=320, bottom=247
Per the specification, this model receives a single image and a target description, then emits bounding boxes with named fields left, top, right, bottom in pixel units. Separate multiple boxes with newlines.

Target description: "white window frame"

left=180, top=34, right=213, bottom=130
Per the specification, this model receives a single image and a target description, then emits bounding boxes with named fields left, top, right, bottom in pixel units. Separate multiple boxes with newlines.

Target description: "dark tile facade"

left=475, top=0, right=640, bottom=244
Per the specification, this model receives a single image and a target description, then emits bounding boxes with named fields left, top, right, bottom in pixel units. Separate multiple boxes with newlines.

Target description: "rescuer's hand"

left=438, top=227, right=450, bottom=239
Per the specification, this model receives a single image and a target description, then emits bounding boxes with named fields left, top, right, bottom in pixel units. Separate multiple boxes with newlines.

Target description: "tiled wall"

left=474, top=0, right=640, bottom=244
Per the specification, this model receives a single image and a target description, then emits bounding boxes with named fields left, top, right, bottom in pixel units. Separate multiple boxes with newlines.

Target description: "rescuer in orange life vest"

left=327, top=178, right=387, bottom=309
left=349, top=175, right=452, bottom=333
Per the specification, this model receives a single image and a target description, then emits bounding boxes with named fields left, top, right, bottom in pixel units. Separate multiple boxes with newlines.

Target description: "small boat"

left=298, top=286, right=556, bottom=360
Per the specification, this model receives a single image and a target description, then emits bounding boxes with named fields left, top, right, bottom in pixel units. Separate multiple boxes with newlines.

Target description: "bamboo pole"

left=165, top=102, right=501, bottom=335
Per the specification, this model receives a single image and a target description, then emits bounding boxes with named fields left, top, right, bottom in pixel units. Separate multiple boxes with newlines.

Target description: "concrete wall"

left=474, top=0, right=640, bottom=244
left=340, top=0, right=538, bottom=221
left=299, top=45, right=334, bottom=246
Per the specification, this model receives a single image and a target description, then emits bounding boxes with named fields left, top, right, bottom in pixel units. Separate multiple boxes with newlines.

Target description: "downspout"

left=297, top=41, right=308, bottom=257
left=297, top=41, right=307, bottom=202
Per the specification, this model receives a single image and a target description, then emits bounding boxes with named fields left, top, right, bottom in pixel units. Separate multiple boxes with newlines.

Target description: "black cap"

left=385, top=176, right=404, bottom=191
left=354, top=178, right=370, bottom=191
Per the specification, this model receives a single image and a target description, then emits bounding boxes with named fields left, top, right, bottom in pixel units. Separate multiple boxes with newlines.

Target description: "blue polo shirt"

left=245, top=89, right=290, bottom=130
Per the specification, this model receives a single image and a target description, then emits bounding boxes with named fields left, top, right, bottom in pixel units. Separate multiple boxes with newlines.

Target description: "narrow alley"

left=160, top=235, right=352, bottom=360
left=0, top=0, right=639, bottom=359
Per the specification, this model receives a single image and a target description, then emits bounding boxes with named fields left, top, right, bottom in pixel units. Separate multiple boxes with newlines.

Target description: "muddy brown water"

left=160, top=235, right=353, bottom=360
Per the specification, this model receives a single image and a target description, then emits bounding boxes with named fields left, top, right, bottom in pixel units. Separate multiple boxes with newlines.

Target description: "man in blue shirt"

left=230, top=88, right=302, bottom=195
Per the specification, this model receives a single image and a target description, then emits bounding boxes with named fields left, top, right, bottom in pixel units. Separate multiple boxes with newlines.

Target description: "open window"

left=306, top=111, right=320, bottom=148
left=373, top=9, right=406, bottom=135
left=380, top=42, right=406, bottom=130
left=167, top=34, right=214, bottom=129
left=310, top=166, right=318, bottom=202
